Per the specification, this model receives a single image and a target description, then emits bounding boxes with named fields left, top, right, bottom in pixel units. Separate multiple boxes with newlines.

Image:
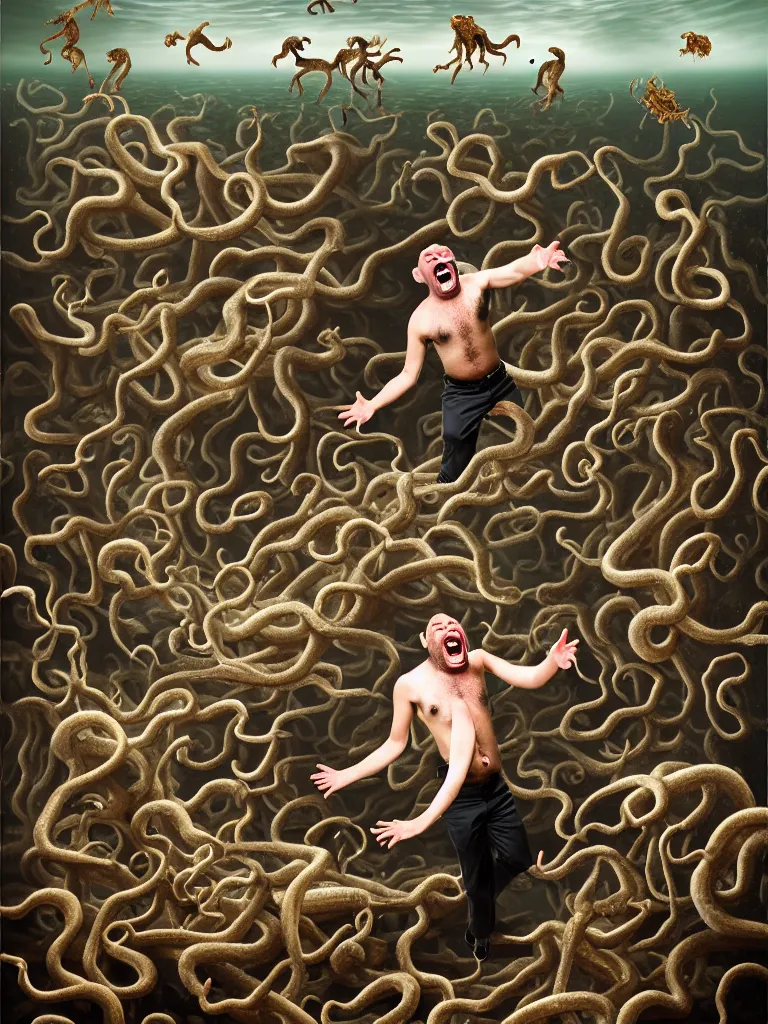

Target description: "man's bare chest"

left=414, top=676, right=490, bottom=723
left=423, top=290, right=491, bottom=346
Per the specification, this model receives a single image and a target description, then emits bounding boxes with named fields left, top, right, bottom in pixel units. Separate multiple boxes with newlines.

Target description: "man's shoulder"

left=408, top=297, right=432, bottom=325
left=459, top=270, right=489, bottom=292
left=397, top=660, right=431, bottom=691
left=395, top=667, right=418, bottom=694
left=468, top=648, right=486, bottom=670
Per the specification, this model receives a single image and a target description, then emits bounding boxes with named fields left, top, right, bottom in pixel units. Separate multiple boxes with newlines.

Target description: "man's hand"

left=311, top=764, right=350, bottom=798
left=370, top=817, right=424, bottom=848
left=338, top=392, right=375, bottom=429
left=548, top=628, right=579, bottom=670
left=531, top=240, right=569, bottom=272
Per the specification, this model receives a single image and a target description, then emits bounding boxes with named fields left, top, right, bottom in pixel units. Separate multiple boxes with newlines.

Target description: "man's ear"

left=419, top=632, right=427, bottom=648
left=412, top=267, right=424, bottom=284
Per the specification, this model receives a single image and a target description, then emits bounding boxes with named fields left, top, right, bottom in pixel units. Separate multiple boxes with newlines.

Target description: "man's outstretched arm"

left=371, top=699, right=476, bottom=848
left=474, top=240, right=569, bottom=289
left=311, top=677, right=413, bottom=798
left=474, top=628, right=579, bottom=689
left=337, top=318, right=427, bottom=430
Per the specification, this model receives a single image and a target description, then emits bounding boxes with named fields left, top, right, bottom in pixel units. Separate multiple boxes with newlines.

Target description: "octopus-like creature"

left=83, top=48, right=132, bottom=111
left=102, top=47, right=132, bottom=91
left=433, top=15, right=520, bottom=84
left=272, top=35, right=349, bottom=104
left=54, top=0, right=115, bottom=20
left=630, top=75, right=691, bottom=127
left=80, top=0, right=114, bottom=16
left=164, top=22, right=232, bottom=66
left=307, top=0, right=358, bottom=12
left=40, top=12, right=94, bottom=87
left=679, top=31, right=711, bottom=59
left=339, top=35, right=383, bottom=96
left=344, top=37, right=403, bottom=110
left=532, top=46, right=566, bottom=109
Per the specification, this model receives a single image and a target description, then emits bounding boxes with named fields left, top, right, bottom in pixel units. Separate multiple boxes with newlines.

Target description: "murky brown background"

left=1, top=68, right=767, bottom=1023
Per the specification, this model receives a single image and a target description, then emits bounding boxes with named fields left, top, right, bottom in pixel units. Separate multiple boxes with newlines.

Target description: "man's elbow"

left=445, top=756, right=473, bottom=788
left=490, top=273, right=521, bottom=289
left=386, top=737, right=408, bottom=759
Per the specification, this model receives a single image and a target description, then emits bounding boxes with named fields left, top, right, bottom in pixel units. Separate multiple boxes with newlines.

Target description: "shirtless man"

left=338, top=241, right=568, bottom=483
left=311, top=612, right=579, bottom=961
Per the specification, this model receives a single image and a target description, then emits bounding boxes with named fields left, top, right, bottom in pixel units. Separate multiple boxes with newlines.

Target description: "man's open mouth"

left=443, top=635, right=464, bottom=658
left=434, top=261, right=456, bottom=293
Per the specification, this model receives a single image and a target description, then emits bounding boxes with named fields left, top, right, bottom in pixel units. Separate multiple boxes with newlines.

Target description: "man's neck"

left=426, top=662, right=472, bottom=685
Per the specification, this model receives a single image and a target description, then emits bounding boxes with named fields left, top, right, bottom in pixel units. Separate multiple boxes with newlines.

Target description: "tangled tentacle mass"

left=1, top=76, right=767, bottom=1024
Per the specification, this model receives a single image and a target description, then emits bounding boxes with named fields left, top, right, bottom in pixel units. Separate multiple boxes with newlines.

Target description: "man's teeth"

left=445, top=639, right=461, bottom=655
left=435, top=264, right=453, bottom=292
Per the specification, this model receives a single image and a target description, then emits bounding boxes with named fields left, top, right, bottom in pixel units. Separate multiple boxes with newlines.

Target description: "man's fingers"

left=557, top=627, right=568, bottom=645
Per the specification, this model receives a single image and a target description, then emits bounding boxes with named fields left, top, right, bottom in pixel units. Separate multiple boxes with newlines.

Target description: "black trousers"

left=437, top=362, right=522, bottom=484
left=439, top=764, right=533, bottom=939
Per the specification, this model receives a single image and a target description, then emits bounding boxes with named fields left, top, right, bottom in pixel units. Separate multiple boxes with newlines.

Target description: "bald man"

left=339, top=241, right=568, bottom=484
left=311, top=613, right=579, bottom=961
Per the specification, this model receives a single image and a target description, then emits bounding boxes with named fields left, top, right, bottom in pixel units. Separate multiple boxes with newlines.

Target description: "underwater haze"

left=2, top=0, right=768, bottom=72
left=1, top=2, right=768, bottom=1024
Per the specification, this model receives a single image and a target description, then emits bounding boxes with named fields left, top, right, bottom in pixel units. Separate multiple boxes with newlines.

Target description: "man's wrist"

left=544, top=651, right=560, bottom=676
left=525, top=251, right=543, bottom=275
